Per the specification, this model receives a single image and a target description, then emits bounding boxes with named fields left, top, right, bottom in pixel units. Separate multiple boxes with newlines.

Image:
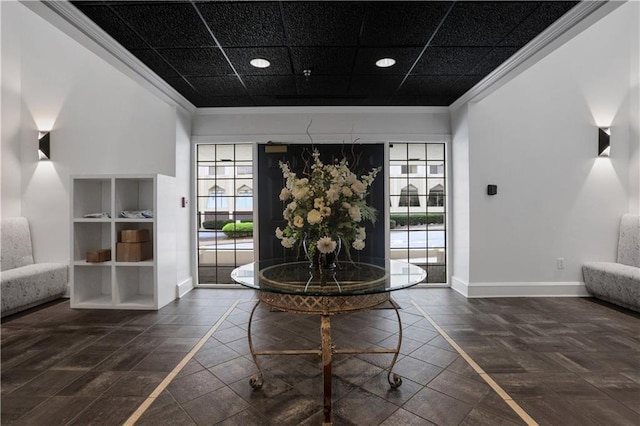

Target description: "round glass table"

left=231, top=259, right=426, bottom=426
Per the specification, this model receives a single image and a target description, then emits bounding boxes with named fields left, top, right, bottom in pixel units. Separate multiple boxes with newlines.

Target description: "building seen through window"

left=196, top=142, right=447, bottom=286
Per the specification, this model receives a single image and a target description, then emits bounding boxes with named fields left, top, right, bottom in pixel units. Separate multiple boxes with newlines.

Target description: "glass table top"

left=231, top=258, right=427, bottom=296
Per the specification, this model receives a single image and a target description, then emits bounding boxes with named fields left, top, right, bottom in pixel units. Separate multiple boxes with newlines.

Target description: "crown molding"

left=196, top=106, right=450, bottom=116
left=450, top=0, right=622, bottom=111
left=31, top=0, right=196, bottom=114
left=27, top=0, right=621, bottom=115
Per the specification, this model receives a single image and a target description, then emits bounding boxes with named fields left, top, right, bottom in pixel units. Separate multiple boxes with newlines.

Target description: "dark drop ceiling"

left=71, top=1, right=579, bottom=108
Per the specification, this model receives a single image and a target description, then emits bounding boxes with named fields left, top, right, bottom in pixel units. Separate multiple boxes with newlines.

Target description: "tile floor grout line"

left=410, top=299, right=539, bottom=426
left=123, top=298, right=250, bottom=425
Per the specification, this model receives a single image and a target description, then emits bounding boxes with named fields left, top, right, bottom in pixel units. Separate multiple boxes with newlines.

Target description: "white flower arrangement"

left=275, top=149, right=380, bottom=261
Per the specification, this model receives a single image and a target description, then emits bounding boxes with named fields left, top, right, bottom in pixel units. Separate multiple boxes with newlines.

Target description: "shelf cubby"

left=71, top=174, right=176, bottom=310
left=72, top=178, right=112, bottom=219
left=114, top=178, right=154, bottom=217
left=115, top=266, right=155, bottom=307
left=73, top=222, right=112, bottom=262
left=73, top=265, right=113, bottom=307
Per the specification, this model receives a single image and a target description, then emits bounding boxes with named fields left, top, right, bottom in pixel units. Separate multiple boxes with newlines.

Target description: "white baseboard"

left=451, top=276, right=469, bottom=297
left=177, top=277, right=194, bottom=298
left=450, top=277, right=590, bottom=298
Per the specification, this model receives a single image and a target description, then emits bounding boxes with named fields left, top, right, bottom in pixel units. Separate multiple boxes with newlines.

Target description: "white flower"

left=352, top=239, right=365, bottom=250
left=326, top=187, right=339, bottom=203
left=293, top=187, right=309, bottom=200
left=277, top=149, right=379, bottom=259
left=351, top=180, right=366, bottom=195
left=307, top=209, right=323, bottom=225
left=317, top=236, right=337, bottom=254
left=349, top=206, right=362, bottom=222
left=281, top=237, right=295, bottom=248
left=279, top=188, right=291, bottom=201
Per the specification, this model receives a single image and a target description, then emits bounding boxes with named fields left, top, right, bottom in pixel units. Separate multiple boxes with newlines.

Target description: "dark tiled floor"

left=2, top=288, right=640, bottom=425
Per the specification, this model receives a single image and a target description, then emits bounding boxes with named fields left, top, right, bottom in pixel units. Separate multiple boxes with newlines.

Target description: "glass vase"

left=303, top=236, right=342, bottom=271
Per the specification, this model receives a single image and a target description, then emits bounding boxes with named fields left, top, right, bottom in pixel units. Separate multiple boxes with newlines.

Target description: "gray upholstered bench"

left=582, top=214, right=640, bottom=312
left=1, top=217, right=68, bottom=317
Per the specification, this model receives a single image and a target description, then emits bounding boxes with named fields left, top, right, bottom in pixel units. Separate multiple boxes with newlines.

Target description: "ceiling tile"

left=352, top=47, right=422, bottom=75
left=295, top=75, right=350, bottom=96
left=158, top=48, right=233, bottom=76
left=448, top=75, right=485, bottom=95
left=281, top=2, right=365, bottom=46
left=72, top=1, right=582, bottom=108
left=164, top=76, right=207, bottom=105
left=360, top=2, right=453, bottom=47
left=186, top=76, right=247, bottom=97
left=72, top=4, right=148, bottom=49
left=290, top=47, right=356, bottom=75
left=468, top=47, right=520, bottom=75
left=243, top=76, right=296, bottom=96
left=499, top=2, right=579, bottom=46
left=432, top=1, right=539, bottom=47
left=110, top=3, right=215, bottom=48
left=349, top=75, right=403, bottom=96
left=129, top=49, right=179, bottom=78
left=195, top=1, right=287, bottom=47
left=398, top=75, right=458, bottom=96
left=413, top=47, right=493, bottom=75
left=389, top=95, right=454, bottom=106
left=225, top=47, right=292, bottom=75
left=254, top=96, right=321, bottom=107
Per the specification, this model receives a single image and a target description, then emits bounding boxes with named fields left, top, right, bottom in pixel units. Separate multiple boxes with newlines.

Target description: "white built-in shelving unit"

left=70, top=174, right=176, bottom=310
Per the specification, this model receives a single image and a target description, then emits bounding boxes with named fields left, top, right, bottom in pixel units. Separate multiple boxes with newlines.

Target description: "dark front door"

left=257, top=143, right=385, bottom=261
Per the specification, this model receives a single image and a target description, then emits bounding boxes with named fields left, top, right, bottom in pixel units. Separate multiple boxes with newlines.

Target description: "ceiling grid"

left=70, top=1, right=579, bottom=108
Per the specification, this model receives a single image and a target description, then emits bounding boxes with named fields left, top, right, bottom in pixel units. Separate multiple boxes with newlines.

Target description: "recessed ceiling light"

left=375, top=58, right=396, bottom=68
left=250, top=58, right=270, bottom=68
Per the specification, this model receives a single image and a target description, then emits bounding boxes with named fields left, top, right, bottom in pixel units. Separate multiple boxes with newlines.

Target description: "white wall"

left=175, top=108, right=194, bottom=295
left=450, top=104, right=470, bottom=294
left=5, top=0, right=636, bottom=300
left=192, top=107, right=451, bottom=143
left=1, top=1, right=23, bottom=217
left=1, top=1, right=190, bottom=293
left=629, top=1, right=640, bottom=214
left=453, top=1, right=639, bottom=297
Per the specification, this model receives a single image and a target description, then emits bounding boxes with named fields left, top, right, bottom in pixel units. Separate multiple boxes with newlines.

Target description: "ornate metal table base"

left=247, top=292, right=404, bottom=426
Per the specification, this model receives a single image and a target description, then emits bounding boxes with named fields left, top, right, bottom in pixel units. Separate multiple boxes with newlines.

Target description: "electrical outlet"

left=557, top=258, right=564, bottom=269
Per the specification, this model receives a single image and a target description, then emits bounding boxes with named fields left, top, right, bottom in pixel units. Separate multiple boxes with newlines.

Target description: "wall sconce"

left=598, top=127, right=610, bottom=157
left=38, top=132, right=50, bottom=160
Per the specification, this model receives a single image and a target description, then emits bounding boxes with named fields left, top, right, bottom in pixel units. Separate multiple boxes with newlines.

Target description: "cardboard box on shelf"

left=119, top=229, right=151, bottom=243
left=116, top=241, right=152, bottom=262
left=86, top=249, right=111, bottom=263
